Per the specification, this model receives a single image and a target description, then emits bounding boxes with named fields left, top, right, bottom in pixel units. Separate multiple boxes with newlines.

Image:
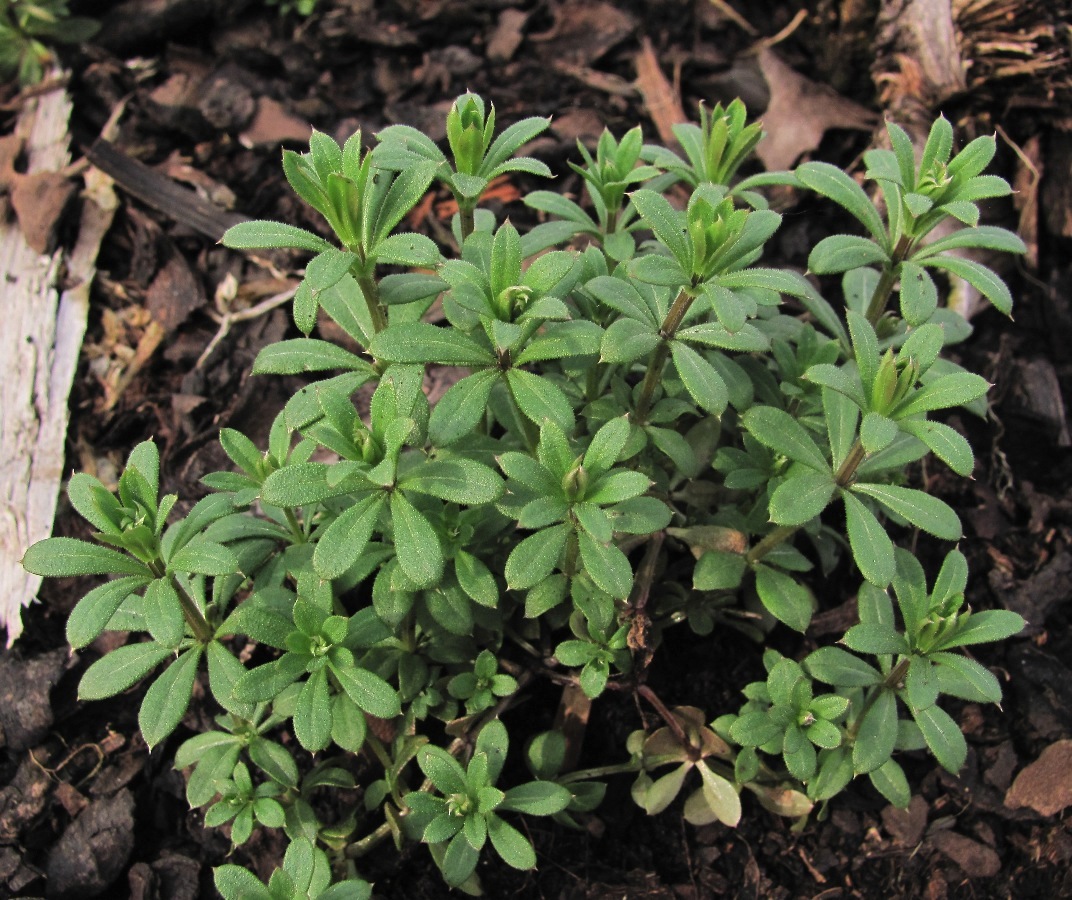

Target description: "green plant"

left=265, top=0, right=319, bottom=17
left=0, top=0, right=97, bottom=86
left=24, top=94, right=1026, bottom=894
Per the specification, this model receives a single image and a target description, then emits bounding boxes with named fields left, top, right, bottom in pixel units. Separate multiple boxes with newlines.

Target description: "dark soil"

left=4, top=1, right=1072, bottom=897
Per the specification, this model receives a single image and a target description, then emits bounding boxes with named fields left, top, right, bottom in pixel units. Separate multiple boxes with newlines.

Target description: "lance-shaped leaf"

left=740, top=406, right=829, bottom=473
left=140, top=647, right=203, bottom=748
left=330, top=662, right=401, bottom=718
left=842, top=491, right=895, bottom=587
left=313, top=493, right=386, bottom=580
left=390, top=491, right=444, bottom=589
left=23, top=538, right=152, bottom=578
left=769, top=471, right=837, bottom=527
left=671, top=341, right=729, bottom=414
left=852, top=483, right=961, bottom=540
left=370, top=323, right=496, bottom=366
left=222, top=220, right=333, bottom=253
left=796, top=161, right=888, bottom=244
left=400, top=458, right=505, bottom=505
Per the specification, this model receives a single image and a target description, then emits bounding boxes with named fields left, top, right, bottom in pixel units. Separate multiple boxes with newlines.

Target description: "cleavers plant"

left=24, top=95, right=1026, bottom=895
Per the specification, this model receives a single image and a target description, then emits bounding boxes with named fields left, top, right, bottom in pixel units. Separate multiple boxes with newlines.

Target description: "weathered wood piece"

left=86, top=139, right=246, bottom=240
left=0, top=80, right=113, bottom=644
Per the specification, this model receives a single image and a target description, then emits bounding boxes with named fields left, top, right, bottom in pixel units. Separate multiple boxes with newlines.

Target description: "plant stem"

left=560, top=760, right=640, bottom=784
left=637, top=684, right=694, bottom=752
left=634, top=287, right=693, bottom=424
left=459, top=204, right=476, bottom=243
left=347, top=821, right=392, bottom=858
left=356, top=272, right=388, bottom=334
left=744, top=525, right=800, bottom=566
left=847, top=656, right=911, bottom=741
left=284, top=508, right=306, bottom=543
left=864, top=235, right=914, bottom=325
left=834, top=438, right=866, bottom=488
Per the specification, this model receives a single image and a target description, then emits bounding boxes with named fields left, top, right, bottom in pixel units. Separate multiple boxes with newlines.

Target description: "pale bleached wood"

left=0, top=77, right=111, bottom=645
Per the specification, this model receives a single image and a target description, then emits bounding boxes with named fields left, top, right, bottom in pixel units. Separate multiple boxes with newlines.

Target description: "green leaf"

left=577, top=530, right=633, bottom=598
left=376, top=232, right=441, bottom=267
left=586, top=275, right=659, bottom=326
left=937, top=609, right=1024, bottom=649
left=922, top=256, right=1013, bottom=316
left=380, top=272, right=448, bottom=306
left=66, top=576, right=150, bottom=649
left=842, top=490, right=896, bottom=586
left=808, top=234, right=889, bottom=274
left=585, top=470, right=651, bottom=505
left=428, top=370, right=498, bottom=445
left=232, top=654, right=306, bottom=702
left=306, top=249, right=357, bottom=294
left=741, top=406, right=829, bottom=473
left=894, top=372, right=990, bottom=417
left=852, top=483, right=961, bottom=540
left=931, top=652, right=1002, bottom=704
left=505, top=524, right=569, bottom=590
left=860, top=412, right=899, bottom=453
left=516, top=321, right=603, bottom=365
left=913, top=225, right=1025, bottom=258
left=144, top=578, right=185, bottom=649
left=313, top=493, right=386, bottom=580
left=487, top=813, right=537, bottom=870
left=500, top=781, right=573, bottom=816
left=261, top=462, right=336, bottom=508
left=294, top=668, right=332, bottom=752
left=331, top=693, right=368, bottom=752
left=804, top=646, right=883, bottom=687
left=600, top=318, right=660, bottom=363
left=783, top=723, right=818, bottom=780
left=400, top=458, right=504, bottom=505
left=913, top=703, right=967, bottom=773
left=629, top=253, right=689, bottom=287
left=67, top=473, right=124, bottom=534
left=629, top=189, right=690, bottom=268
left=846, top=310, right=880, bottom=393
left=169, top=539, right=240, bottom=576
left=852, top=689, right=897, bottom=774
left=899, top=419, right=974, bottom=476
left=693, top=550, right=747, bottom=591
left=754, top=565, right=813, bottom=632
left=222, top=220, right=333, bottom=253
left=843, top=623, right=908, bottom=655
left=214, top=865, right=272, bottom=900
left=330, top=662, right=402, bottom=718
left=671, top=341, right=729, bottom=414
left=79, top=641, right=172, bottom=700
left=769, top=471, right=836, bottom=527
left=419, top=745, right=468, bottom=795
left=206, top=642, right=254, bottom=718
left=583, top=417, right=631, bottom=480
left=23, top=537, right=151, bottom=578
left=390, top=491, right=444, bottom=589
left=139, top=647, right=202, bottom=749
left=898, top=262, right=938, bottom=325
left=370, top=323, right=495, bottom=366
left=796, top=161, right=888, bottom=244
left=252, top=339, right=374, bottom=376
left=870, top=758, right=911, bottom=808
left=505, top=368, right=574, bottom=430
left=441, top=832, right=480, bottom=886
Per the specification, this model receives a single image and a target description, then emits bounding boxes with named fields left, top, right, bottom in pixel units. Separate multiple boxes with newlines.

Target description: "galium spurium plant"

left=24, top=95, right=1026, bottom=894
